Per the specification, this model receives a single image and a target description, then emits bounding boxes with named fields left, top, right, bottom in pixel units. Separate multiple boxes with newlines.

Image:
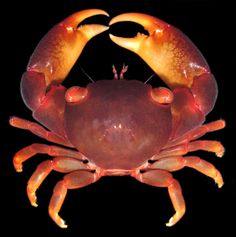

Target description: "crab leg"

left=152, top=119, right=225, bottom=159
left=133, top=170, right=185, bottom=227
left=9, top=116, right=73, bottom=147
left=149, top=156, right=224, bottom=188
left=155, top=140, right=225, bottom=159
left=27, top=157, right=89, bottom=208
left=165, top=119, right=225, bottom=148
left=13, top=143, right=86, bottom=172
left=49, top=170, right=100, bottom=228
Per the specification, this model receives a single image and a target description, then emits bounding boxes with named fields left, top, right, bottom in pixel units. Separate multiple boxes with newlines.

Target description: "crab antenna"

left=112, top=64, right=128, bottom=80
left=144, top=73, right=156, bottom=84
left=80, top=66, right=95, bottom=83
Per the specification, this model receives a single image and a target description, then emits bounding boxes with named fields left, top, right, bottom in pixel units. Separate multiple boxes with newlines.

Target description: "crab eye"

left=65, top=86, right=88, bottom=103
left=150, top=87, right=173, bottom=104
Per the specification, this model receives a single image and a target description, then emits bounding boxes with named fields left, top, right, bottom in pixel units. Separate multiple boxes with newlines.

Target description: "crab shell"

left=10, top=10, right=225, bottom=228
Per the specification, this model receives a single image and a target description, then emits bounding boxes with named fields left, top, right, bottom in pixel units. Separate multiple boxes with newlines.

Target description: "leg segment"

left=165, top=119, right=225, bottom=148
left=49, top=170, right=100, bottom=228
left=133, top=170, right=185, bottom=227
left=150, top=156, right=223, bottom=188
left=27, top=157, right=89, bottom=207
left=187, top=140, right=224, bottom=157
left=9, top=116, right=73, bottom=147
left=13, top=143, right=85, bottom=172
left=150, top=120, right=225, bottom=162
left=157, top=140, right=225, bottom=159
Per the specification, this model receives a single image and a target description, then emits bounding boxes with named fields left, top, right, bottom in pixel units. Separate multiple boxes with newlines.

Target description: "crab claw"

left=27, top=9, right=109, bottom=87
left=20, top=9, right=109, bottom=134
left=109, top=13, right=217, bottom=116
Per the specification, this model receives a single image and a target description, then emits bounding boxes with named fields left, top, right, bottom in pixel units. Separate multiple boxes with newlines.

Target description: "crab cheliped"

left=10, top=10, right=225, bottom=228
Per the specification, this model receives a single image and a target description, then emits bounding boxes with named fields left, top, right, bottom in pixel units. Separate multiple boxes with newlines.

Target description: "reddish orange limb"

left=157, top=140, right=225, bottom=159
left=165, top=119, right=225, bottom=148
left=9, top=116, right=73, bottom=147
left=49, top=170, right=100, bottom=228
left=13, top=143, right=85, bottom=172
left=27, top=157, right=89, bottom=208
left=27, top=160, right=53, bottom=207
left=187, top=140, right=224, bottom=157
left=150, top=156, right=223, bottom=188
left=49, top=181, right=68, bottom=228
left=133, top=170, right=185, bottom=227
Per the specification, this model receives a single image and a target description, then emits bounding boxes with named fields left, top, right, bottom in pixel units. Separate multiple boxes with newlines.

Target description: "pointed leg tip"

left=32, top=202, right=38, bottom=207
left=217, top=180, right=224, bottom=188
left=27, top=190, right=38, bottom=207
left=13, top=159, right=23, bottom=172
left=57, top=217, right=68, bottom=228
left=15, top=167, right=23, bottom=172
left=30, top=197, right=38, bottom=207
left=216, top=151, right=224, bottom=158
left=215, top=171, right=224, bottom=188
left=165, top=210, right=184, bottom=227
left=61, top=223, right=68, bottom=229
left=165, top=217, right=174, bottom=227
left=214, top=143, right=225, bottom=158
left=218, top=183, right=224, bottom=188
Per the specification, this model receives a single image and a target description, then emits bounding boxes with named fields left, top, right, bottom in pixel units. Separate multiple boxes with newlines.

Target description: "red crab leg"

left=133, top=170, right=185, bottom=227
left=9, top=116, right=73, bottom=147
left=49, top=170, right=101, bottom=228
left=154, top=140, right=225, bottom=159
left=27, top=157, right=89, bottom=208
left=149, top=156, right=224, bottom=188
left=13, top=143, right=86, bottom=172
left=165, top=119, right=225, bottom=148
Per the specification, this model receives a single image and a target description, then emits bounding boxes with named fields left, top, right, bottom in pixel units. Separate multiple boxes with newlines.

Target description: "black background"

left=1, top=0, right=235, bottom=236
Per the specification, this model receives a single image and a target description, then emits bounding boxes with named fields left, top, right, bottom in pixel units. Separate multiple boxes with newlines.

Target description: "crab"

left=10, top=9, right=225, bottom=228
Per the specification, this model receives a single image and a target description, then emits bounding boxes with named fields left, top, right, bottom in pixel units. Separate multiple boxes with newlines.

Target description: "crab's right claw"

left=27, top=9, right=109, bottom=87
left=109, top=13, right=218, bottom=117
left=22, top=9, right=109, bottom=110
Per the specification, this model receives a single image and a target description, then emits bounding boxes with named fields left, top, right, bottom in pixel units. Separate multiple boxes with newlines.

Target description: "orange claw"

left=109, top=13, right=210, bottom=89
left=28, top=9, right=109, bottom=87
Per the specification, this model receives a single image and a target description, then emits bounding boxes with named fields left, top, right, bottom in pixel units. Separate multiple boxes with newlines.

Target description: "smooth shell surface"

left=65, top=80, right=172, bottom=169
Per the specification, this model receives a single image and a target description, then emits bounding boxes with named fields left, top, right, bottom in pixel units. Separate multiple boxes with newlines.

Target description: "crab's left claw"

left=110, top=13, right=219, bottom=138
left=109, top=13, right=217, bottom=117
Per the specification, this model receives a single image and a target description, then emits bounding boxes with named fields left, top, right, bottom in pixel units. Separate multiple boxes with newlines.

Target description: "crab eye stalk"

left=65, top=86, right=88, bottom=103
left=150, top=87, right=173, bottom=105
